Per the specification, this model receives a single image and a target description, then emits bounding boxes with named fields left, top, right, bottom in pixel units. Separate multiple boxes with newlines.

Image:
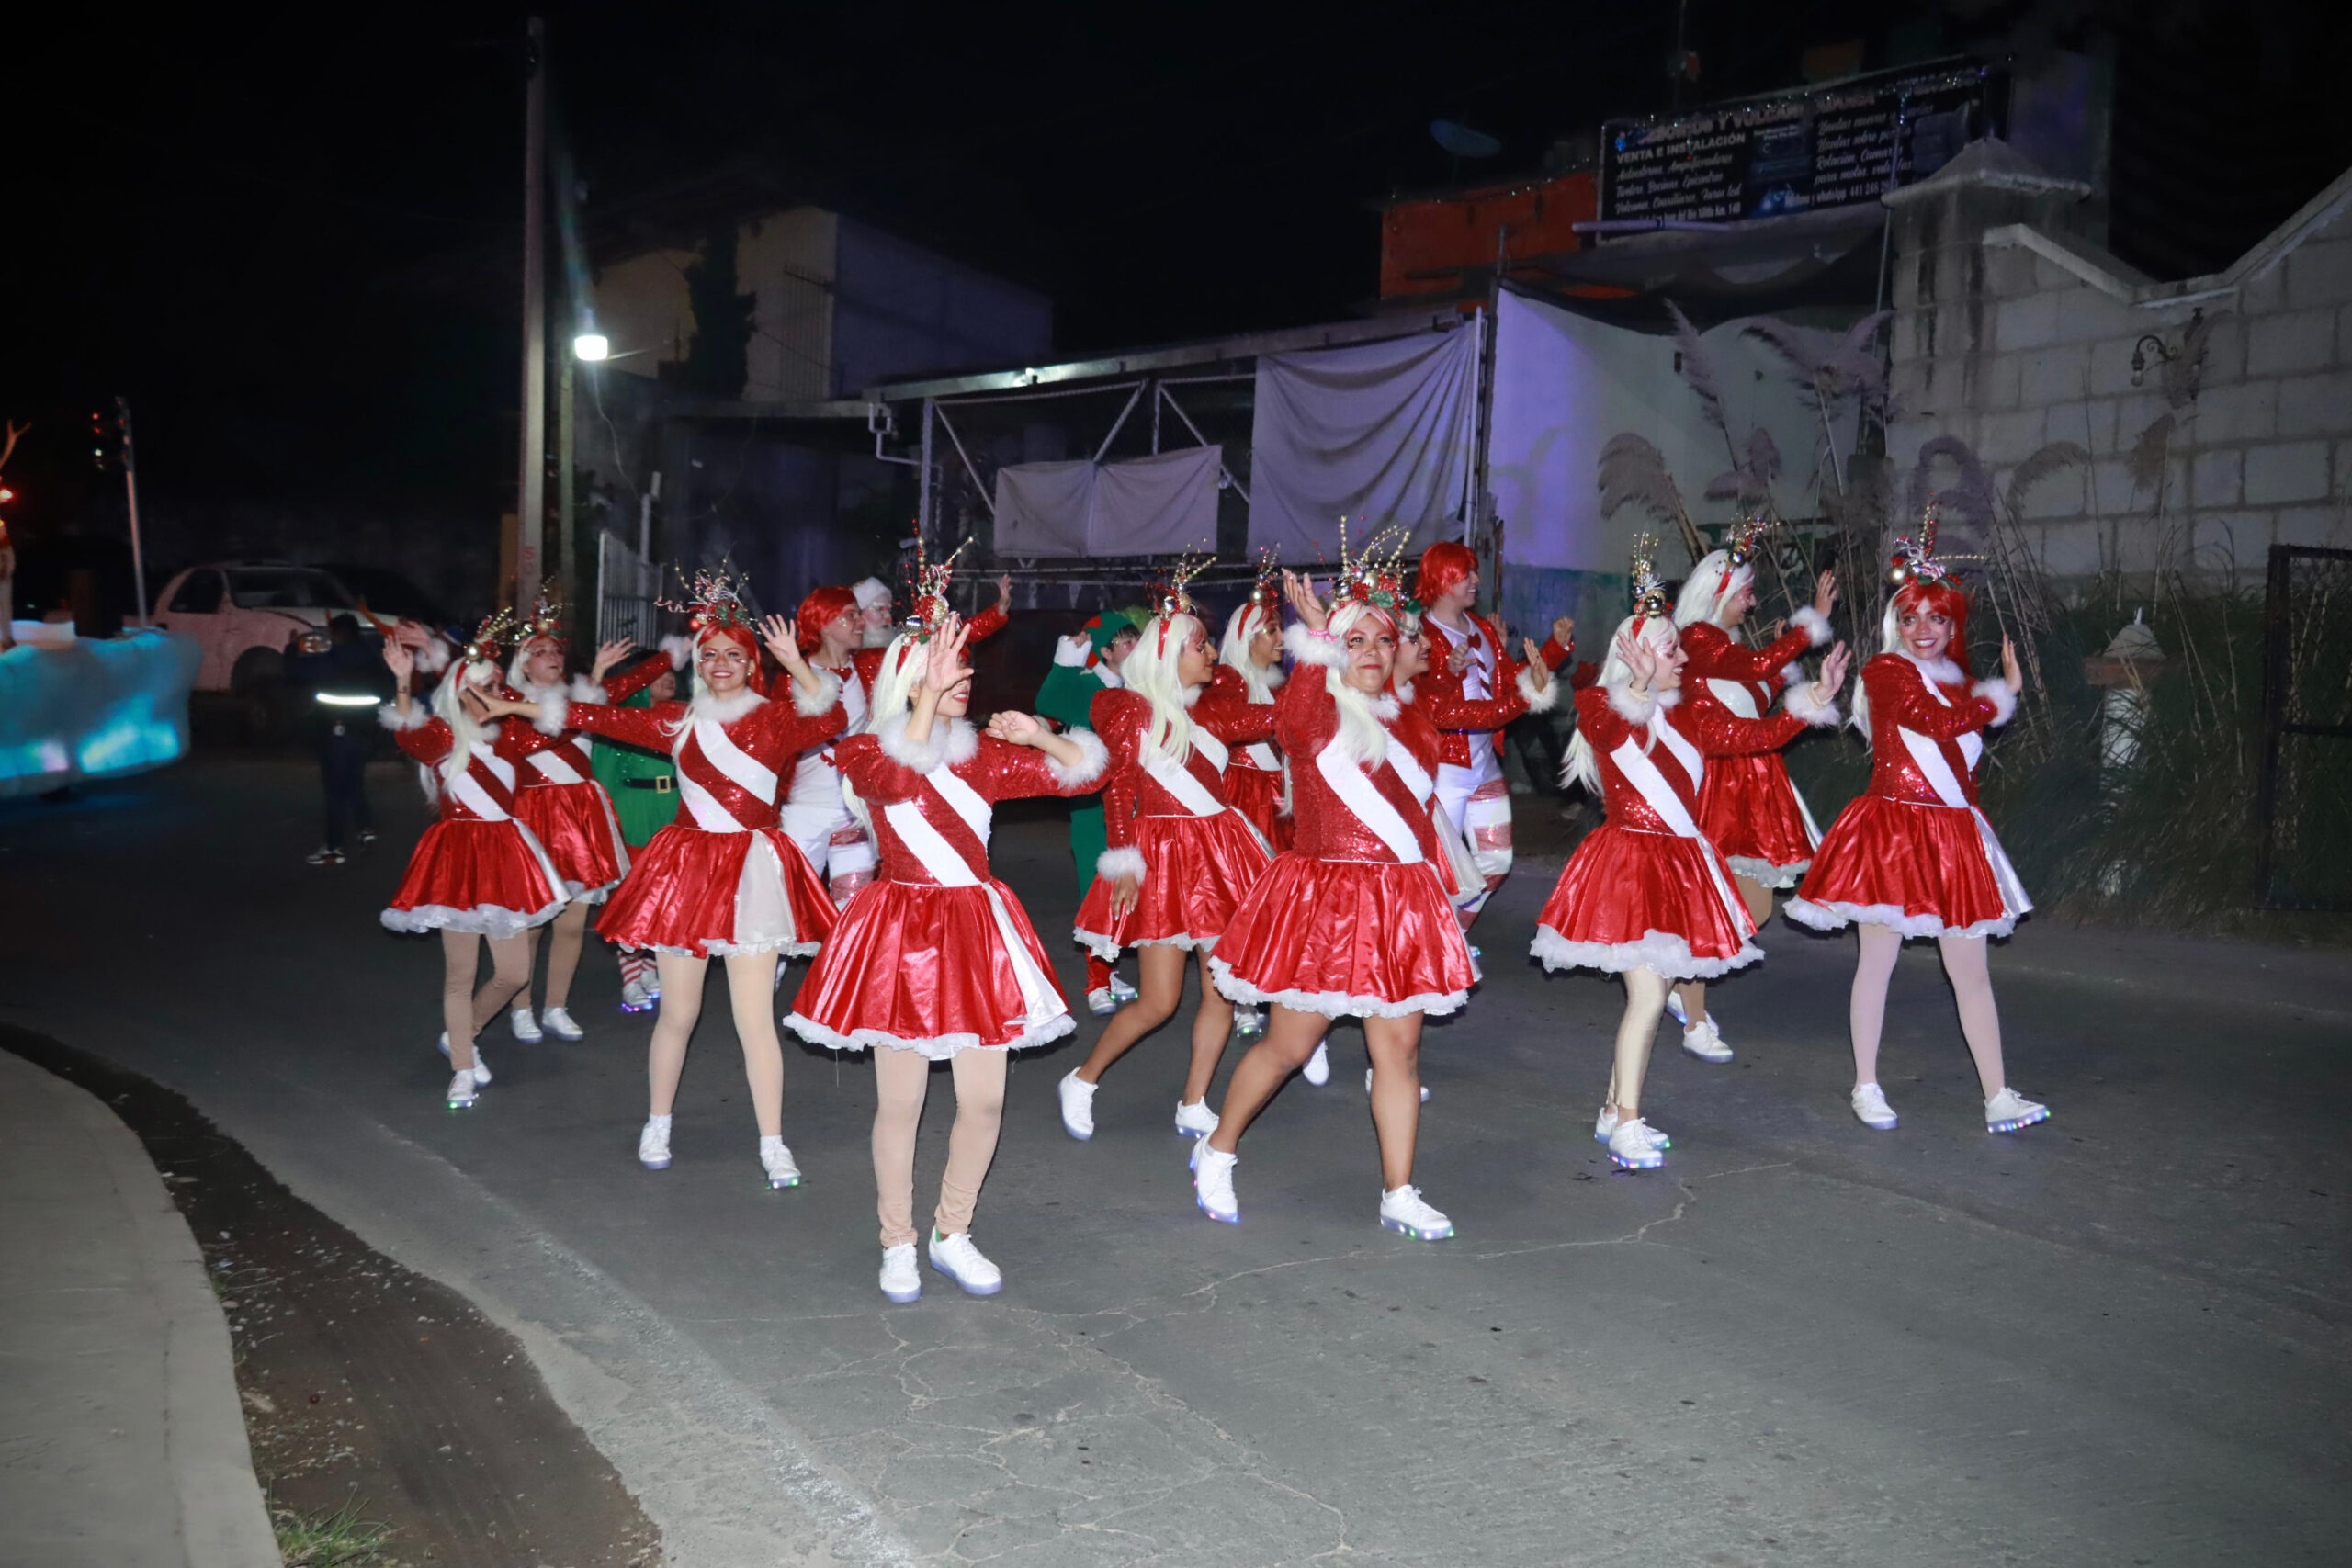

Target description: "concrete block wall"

left=1886, top=177, right=2352, bottom=584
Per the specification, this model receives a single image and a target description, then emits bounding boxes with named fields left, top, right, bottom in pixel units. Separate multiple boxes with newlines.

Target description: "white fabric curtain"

left=1247, top=328, right=1477, bottom=559
left=992, top=446, right=1223, bottom=558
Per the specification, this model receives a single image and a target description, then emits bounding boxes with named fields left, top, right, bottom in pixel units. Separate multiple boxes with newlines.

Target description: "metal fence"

left=596, top=531, right=660, bottom=651
left=2255, top=544, right=2352, bottom=910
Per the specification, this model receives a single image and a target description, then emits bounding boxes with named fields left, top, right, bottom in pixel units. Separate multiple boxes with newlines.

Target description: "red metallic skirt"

left=1073, top=809, right=1273, bottom=960
left=1696, top=753, right=1819, bottom=888
left=381, top=818, right=567, bottom=940
left=594, top=822, right=835, bottom=958
left=1207, top=853, right=1476, bottom=1019
left=1787, top=795, right=2032, bottom=940
left=1222, top=764, right=1293, bottom=854
left=513, top=779, right=630, bottom=901
left=1531, top=825, right=1760, bottom=980
left=785, top=878, right=1073, bottom=1058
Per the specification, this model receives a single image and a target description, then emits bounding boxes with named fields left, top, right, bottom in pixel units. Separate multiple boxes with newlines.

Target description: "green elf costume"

left=1035, top=610, right=1137, bottom=1008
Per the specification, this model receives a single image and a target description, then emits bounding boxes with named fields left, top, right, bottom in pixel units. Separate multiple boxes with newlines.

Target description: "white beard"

left=860, top=624, right=893, bottom=649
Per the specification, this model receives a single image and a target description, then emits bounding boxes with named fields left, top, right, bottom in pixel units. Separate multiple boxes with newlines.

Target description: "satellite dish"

left=1430, top=119, right=1502, bottom=159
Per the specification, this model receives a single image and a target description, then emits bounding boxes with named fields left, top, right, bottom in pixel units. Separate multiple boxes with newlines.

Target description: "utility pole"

left=116, top=397, right=149, bottom=626
left=556, top=333, right=576, bottom=638
left=515, top=16, right=548, bottom=607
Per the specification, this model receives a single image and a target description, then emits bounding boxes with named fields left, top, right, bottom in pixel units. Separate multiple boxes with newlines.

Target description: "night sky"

left=5, top=1, right=2345, bottom=543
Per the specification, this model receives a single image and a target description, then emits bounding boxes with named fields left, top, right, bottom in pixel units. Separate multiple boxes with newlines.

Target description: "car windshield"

left=226, top=570, right=353, bottom=610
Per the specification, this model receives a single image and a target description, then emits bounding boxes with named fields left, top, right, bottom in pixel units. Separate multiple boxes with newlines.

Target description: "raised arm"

left=979, top=713, right=1111, bottom=800
left=1419, top=635, right=1559, bottom=730
left=1865, top=652, right=2009, bottom=740
left=1193, top=683, right=1278, bottom=746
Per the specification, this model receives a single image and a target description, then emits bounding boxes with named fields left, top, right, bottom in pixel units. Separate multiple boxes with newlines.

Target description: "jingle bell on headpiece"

left=1630, top=535, right=1671, bottom=620
left=1887, top=508, right=1959, bottom=592
left=459, top=607, right=520, bottom=664
left=1333, top=518, right=1421, bottom=620
left=1145, top=548, right=1214, bottom=654
left=517, top=595, right=567, bottom=650
left=902, top=538, right=967, bottom=641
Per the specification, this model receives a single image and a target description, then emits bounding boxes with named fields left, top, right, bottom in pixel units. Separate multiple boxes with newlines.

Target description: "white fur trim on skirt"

left=781, top=1011, right=1077, bottom=1060
left=1726, top=853, right=1810, bottom=890
left=1529, top=924, right=1764, bottom=981
left=1782, top=897, right=2022, bottom=941
left=1205, top=955, right=1468, bottom=1021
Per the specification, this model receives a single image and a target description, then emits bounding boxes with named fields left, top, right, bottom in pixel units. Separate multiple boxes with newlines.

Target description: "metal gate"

left=596, top=530, right=660, bottom=651
left=2255, top=544, right=2352, bottom=909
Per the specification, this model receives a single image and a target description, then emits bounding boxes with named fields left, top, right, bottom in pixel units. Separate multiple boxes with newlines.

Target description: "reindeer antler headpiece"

left=902, top=538, right=967, bottom=642
left=1334, top=518, right=1421, bottom=620
left=661, top=560, right=757, bottom=643
left=1244, top=547, right=1281, bottom=608
left=1147, top=548, right=1216, bottom=654
left=458, top=608, right=519, bottom=665
left=1630, top=535, right=1671, bottom=620
left=1716, top=514, right=1770, bottom=592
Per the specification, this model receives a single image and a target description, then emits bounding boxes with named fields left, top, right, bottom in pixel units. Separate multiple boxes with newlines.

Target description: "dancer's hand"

left=382, top=641, right=414, bottom=682
left=922, top=615, right=972, bottom=694
left=1813, top=570, right=1838, bottom=619
left=2001, top=636, right=2023, bottom=694
left=1110, top=873, right=1141, bottom=918
left=1814, top=642, right=1852, bottom=704
left=1520, top=637, right=1553, bottom=691
left=988, top=710, right=1047, bottom=747
left=590, top=638, right=633, bottom=682
left=995, top=573, right=1014, bottom=614
left=1551, top=615, right=1576, bottom=649
left=1282, top=570, right=1329, bottom=632
left=1614, top=627, right=1662, bottom=692
left=760, top=615, right=809, bottom=679
left=1447, top=638, right=1472, bottom=675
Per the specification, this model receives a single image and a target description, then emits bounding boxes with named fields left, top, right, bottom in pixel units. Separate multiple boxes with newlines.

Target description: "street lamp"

left=573, top=331, right=610, bottom=363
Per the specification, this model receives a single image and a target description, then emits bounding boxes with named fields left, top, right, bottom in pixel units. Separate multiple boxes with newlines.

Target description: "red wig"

left=1889, top=580, right=1973, bottom=674
left=1415, top=541, right=1478, bottom=604
left=695, top=620, right=761, bottom=657
left=796, top=584, right=859, bottom=654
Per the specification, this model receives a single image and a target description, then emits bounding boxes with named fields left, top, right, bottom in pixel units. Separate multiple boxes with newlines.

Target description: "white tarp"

left=1248, top=328, right=1477, bottom=559
left=992, top=446, right=1222, bottom=558
left=1487, top=288, right=1827, bottom=573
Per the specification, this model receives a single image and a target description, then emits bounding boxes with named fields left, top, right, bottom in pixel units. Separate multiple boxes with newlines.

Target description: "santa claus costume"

left=783, top=583, right=881, bottom=908
left=494, top=600, right=669, bottom=1044
left=1786, top=526, right=2048, bottom=1136
left=1411, top=541, right=1574, bottom=918
left=1058, top=563, right=1276, bottom=1143
left=377, top=613, right=570, bottom=1109
left=1195, top=564, right=1475, bottom=1243
left=783, top=599, right=1109, bottom=1304
left=479, top=567, right=846, bottom=1188
left=1657, top=525, right=1838, bottom=1062
left=1533, top=546, right=1847, bottom=1171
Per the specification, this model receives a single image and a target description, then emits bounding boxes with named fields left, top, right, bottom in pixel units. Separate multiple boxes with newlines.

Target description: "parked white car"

left=153, top=562, right=368, bottom=701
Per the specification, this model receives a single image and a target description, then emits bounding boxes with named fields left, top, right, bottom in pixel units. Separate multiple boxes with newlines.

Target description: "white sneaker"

left=638, top=1119, right=673, bottom=1170
left=619, top=977, right=654, bottom=1012
left=539, top=1005, right=582, bottom=1041
left=510, top=1007, right=543, bottom=1043
left=1192, top=1135, right=1238, bottom=1223
left=445, top=1068, right=481, bottom=1109
left=1232, top=1005, right=1266, bottom=1038
left=1302, top=1040, right=1330, bottom=1086
left=1173, top=1099, right=1219, bottom=1136
left=1984, top=1088, right=2050, bottom=1134
left=436, top=1032, right=491, bottom=1084
left=1379, top=1184, right=1454, bottom=1240
left=1851, top=1084, right=1899, bottom=1131
left=1086, top=987, right=1119, bottom=1016
left=928, top=1229, right=1003, bottom=1296
left=1108, top=975, right=1139, bottom=1003
left=760, top=1139, right=802, bottom=1190
left=1364, top=1066, right=1430, bottom=1104
left=879, top=1244, right=921, bottom=1303
left=1592, top=1106, right=1671, bottom=1147
left=1663, top=989, right=1688, bottom=1027
left=1607, top=1117, right=1668, bottom=1170
left=1680, top=1019, right=1733, bottom=1063
left=1057, top=1070, right=1097, bottom=1141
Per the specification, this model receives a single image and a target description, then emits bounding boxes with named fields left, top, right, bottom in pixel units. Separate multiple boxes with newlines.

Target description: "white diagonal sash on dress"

left=1316, top=742, right=1423, bottom=863
left=448, top=743, right=515, bottom=823
left=1901, top=666, right=2032, bottom=919
left=1386, top=738, right=1435, bottom=807
left=1705, top=677, right=1760, bottom=719
left=1145, top=750, right=1226, bottom=818
left=887, top=782, right=1063, bottom=1032
left=526, top=748, right=586, bottom=785
left=1610, top=735, right=1746, bottom=930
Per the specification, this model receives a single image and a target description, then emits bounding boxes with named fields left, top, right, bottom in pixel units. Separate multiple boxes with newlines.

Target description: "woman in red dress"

left=471, top=570, right=846, bottom=1187
left=1208, top=567, right=1290, bottom=855
left=1196, top=570, right=1476, bottom=1242
left=495, top=600, right=666, bottom=1043
left=378, top=614, right=570, bottom=1109
left=1534, top=550, right=1848, bottom=1171
left=785, top=609, right=1109, bottom=1303
left=1663, top=528, right=1838, bottom=1062
left=1786, top=531, right=2046, bottom=1136
left=1059, top=568, right=1277, bottom=1144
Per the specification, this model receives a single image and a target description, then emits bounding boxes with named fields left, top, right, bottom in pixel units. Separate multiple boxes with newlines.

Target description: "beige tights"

left=647, top=951, right=787, bottom=1134
left=1849, top=924, right=2008, bottom=1099
left=1669, top=873, right=1775, bottom=1030
left=1073, top=942, right=1233, bottom=1105
left=439, top=930, right=531, bottom=1071
left=872, top=1047, right=1009, bottom=1247
left=1605, top=965, right=1672, bottom=1119
left=525, top=900, right=593, bottom=1011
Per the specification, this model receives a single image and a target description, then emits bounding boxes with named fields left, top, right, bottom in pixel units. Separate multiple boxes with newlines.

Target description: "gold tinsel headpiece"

left=1630, top=534, right=1670, bottom=620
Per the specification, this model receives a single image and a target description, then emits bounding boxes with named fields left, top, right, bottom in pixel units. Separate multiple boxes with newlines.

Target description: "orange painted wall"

left=1377, top=171, right=1598, bottom=300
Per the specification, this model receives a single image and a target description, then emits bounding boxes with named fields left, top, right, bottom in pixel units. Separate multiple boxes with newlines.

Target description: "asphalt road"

left=4, top=754, right=2346, bottom=1568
